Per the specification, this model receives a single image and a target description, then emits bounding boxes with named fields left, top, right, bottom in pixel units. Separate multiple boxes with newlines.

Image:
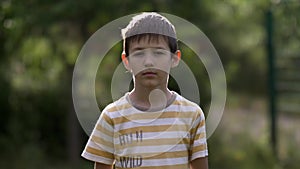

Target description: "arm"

left=94, top=162, right=113, bottom=169
left=190, top=157, right=208, bottom=169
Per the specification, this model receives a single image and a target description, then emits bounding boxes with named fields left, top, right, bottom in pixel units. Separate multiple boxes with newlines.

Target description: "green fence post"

left=266, top=8, right=277, bottom=157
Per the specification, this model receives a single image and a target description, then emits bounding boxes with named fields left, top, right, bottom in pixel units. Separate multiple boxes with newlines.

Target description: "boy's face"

left=124, top=36, right=179, bottom=89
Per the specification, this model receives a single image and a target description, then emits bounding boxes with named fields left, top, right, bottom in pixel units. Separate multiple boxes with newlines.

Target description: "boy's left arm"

left=189, top=108, right=209, bottom=169
left=190, top=157, right=208, bottom=169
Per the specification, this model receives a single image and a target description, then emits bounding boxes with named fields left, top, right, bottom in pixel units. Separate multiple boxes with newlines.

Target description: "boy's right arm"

left=94, top=162, right=112, bottom=169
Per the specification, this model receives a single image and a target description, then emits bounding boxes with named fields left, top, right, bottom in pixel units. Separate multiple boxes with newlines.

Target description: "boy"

left=82, top=12, right=208, bottom=169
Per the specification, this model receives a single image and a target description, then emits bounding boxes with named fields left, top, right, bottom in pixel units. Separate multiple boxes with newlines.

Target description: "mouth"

left=141, top=70, right=157, bottom=76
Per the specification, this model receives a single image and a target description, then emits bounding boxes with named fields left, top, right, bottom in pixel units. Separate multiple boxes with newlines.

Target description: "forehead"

left=128, top=35, right=170, bottom=52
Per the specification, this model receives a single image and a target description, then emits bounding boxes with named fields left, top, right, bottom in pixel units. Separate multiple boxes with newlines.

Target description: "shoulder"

left=173, top=92, right=205, bottom=119
left=173, top=92, right=202, bottom=110
left=103, top=94, right=126, bottom=110
left=101, top=93, right=131, bottom=117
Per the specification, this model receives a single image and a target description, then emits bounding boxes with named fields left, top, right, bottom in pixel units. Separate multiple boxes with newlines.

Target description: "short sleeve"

left=81, top=110, right=115, bottom=165
left=189, top=109, right=208, bottom=161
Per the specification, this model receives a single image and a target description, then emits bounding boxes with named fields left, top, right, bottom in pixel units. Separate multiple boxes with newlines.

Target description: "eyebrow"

left=131, top=47, right=167, bottom=52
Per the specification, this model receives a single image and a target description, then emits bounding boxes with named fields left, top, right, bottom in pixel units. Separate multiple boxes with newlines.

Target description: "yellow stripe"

left=102, top=113, right=113, bottom=126
left=86, top=146, right=113, bottom=159
left=118, top=124, right=190, bottom=135
left=107, top=100, right=197, bottom=113
left=115, top=163, right=189, bottom=169
left=190, top=119, right=205, bottom=134
left=115, top=137, right=190, bottom=149
left=199, top=119, right=205, bottom=127
left=192, top=144, right=207, bottom=154
left=147, top=150, right=189, bottom=159
left=115, top=150, right=189, bottom=160
left=95, top=124, right=114, bottom=137
left=91, top=135, right=113, bottom=148
left=194, top=132, right=206, bottom=140
left=112, top=111, right=196, bottom=125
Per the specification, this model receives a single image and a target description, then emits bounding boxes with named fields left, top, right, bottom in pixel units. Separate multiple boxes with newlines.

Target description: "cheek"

left=128, top=58, right=173, bottom=74
left=128, top=61, right=144, bottom=75
left=154, top=60, right=172, bottom=72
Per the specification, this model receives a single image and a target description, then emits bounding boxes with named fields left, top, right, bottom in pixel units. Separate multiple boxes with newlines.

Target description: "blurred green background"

left=1, top=0, right=299, bottom=169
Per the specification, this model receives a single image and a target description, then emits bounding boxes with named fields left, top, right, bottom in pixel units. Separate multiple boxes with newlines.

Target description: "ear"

left=121, top=52, right=131, bottom=71
left=171, top=50, right=181, bottom=68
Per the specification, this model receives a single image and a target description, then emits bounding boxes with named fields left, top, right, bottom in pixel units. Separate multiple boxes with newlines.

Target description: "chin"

left=137, top=79, right=162, bottom=88
left=141, top=82, right=160, bottom=88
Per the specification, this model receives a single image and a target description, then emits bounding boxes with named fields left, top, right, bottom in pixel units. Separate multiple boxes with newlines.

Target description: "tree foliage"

left=0, top=0, right=299, bottom=168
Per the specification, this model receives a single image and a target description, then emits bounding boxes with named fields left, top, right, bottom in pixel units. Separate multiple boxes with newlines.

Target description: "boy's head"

left=121, top=12, right=179, bottom=57
left=121, top=12, right=181, bottom=89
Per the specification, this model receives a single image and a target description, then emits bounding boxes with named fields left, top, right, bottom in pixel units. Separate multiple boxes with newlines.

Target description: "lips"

left=141, top=70, right=157, bottom=76
left=142, top=72, right=156, bottom=75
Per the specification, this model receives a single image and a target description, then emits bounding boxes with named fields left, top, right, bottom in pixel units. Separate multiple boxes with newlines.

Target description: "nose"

left=143, top=52, right=154, bottom=67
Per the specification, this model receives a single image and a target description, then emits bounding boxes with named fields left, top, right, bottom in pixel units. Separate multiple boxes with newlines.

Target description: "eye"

left=154, top=51, right=164, bottom=55
left=131, top=51, right=144, bottom=57
left=153, top=49, right=168, bottom=56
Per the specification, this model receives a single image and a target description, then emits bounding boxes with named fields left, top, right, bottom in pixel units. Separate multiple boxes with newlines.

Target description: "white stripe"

left=143, top=131, right=190, bottom=139
left=194, top=136, right=207, bottom=143
left=107, top=103, right=199, bottom=119
left=107, top=97, right=201, bottom=119
left=179, top=106, right=200, bottom=112
left=195, top=126, right=206, bottom=134
left=93, top=129, right=113, bottom=143
left=110, top=98, right=127, bottom=106
left=114, top=118, right=193, bottom=131
left=88, top=139, right=114, bottom=153
left=114, top=144, right=188, bottom=156
left=115, top=156, right=189, bottom=168
left=191, top=116, right=202, bottom=128
left=141, top=157, right=189, bottom=166
left=110, top=107, right=149, bottom=119
left=193, top=140, right=207, bottom=148
left=114, top=131, right=190, bottom=144
left=191, top=150, right=208, bottom=160
left=96, top=115, right=113, bottom=131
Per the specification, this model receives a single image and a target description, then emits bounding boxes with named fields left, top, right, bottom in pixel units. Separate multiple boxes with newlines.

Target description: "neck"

left=129, top=85, right=172, bottom=111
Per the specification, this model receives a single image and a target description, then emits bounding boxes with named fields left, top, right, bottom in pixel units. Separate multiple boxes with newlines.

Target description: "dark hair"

left=124, top=33, right=178, bottom=56
left=122, top=12, right=178, bottom=56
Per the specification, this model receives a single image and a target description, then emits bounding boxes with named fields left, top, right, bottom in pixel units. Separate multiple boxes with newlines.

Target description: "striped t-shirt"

left=82, top=92, right=208, bottom=169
